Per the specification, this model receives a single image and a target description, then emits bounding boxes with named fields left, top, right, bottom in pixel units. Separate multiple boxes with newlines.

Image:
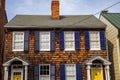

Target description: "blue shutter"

left=59, top=32, right=64, bottom=50
left=50, top=64, right=56, bottom=80
left=100, top=31, right=106, bottom=50
left=34, top=31, right=39, bottom=52
left=76, top=64, right=82, bottom=80
left=60, top=64, right=65, bottom=80
left=34, top=64, right=39, bottom=80
left=51, top=31, right=55, bottom=51
left=84, top=32, right=90, bottom=50
left=75, top=31, right=80, bottom=50
left=24, top=31, right=29, bottom=52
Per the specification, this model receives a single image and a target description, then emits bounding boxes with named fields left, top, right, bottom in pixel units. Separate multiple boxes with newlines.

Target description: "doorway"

left=13, top=72, right=22, bottom=80
left=11, top=65, right=23, bottom=80
left=91, top=64, right=103, bottom=80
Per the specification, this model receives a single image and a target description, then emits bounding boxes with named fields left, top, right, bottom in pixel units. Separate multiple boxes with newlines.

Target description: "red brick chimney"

left=51, top=0, right=59, bottom=19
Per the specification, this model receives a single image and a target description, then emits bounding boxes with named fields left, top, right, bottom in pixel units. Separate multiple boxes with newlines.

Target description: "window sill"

left=90, top=49, right=101, bottom=50
left=40, top=50, right=50, bottom=51
left=12, top=49, right=24, bottom=51
left=64, top=49, right=75, bottom=51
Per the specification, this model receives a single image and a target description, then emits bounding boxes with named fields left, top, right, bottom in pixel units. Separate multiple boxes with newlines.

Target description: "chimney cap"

left=101, top=10, right=108, bottom=13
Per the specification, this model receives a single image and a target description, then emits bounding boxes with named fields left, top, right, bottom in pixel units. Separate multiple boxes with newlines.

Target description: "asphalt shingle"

left=5, top=15, right=106, bottom=29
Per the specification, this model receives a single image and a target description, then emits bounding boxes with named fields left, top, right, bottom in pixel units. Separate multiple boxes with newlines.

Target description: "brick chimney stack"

left=51, top=0, right=60, bottom=19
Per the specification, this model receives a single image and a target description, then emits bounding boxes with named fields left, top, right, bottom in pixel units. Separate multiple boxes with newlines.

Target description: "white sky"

left=6, top=0, right=120, bottom=21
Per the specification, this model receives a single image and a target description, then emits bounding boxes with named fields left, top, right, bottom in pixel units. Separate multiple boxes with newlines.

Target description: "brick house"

left=100, top=13, right=120, bottom=80
left=3, top=0, right=111, bottom=80
left=0, top=0, right=8, bottom=80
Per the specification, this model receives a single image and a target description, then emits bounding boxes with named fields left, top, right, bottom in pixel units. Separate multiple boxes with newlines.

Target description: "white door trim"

left=11, top=69, right=23, bottom=80
left=11, top=65, right=23, bottom=80
left=91, top=64, right=104, bottom=80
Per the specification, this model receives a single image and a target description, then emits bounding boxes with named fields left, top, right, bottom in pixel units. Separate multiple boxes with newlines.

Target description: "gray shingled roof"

left=5, top=15, right=106, bottom=29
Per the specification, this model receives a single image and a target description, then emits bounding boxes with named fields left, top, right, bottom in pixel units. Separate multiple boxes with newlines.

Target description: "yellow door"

left=13, top=72, right=21, bottom=80
left=91, top=69, right=103, bottom=80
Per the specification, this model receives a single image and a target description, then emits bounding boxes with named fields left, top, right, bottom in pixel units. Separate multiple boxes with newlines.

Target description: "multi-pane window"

left=40, top=64, right=50, bottom=80
left=40, top=32, right=50, bottom=51
left=89, top=31, right=100, bottom=50
left=64, top=32, right=75, bottom=50
left=65, top=64, right=76, bottom=80
left=12, top=32, right=24, bottom=51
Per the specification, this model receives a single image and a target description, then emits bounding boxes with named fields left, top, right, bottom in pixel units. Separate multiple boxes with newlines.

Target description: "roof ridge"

left=102, top=13, right=120, bottom=14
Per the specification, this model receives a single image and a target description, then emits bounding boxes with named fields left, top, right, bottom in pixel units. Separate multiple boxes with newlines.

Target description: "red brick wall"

left=4, top=30, right=107, bottom=80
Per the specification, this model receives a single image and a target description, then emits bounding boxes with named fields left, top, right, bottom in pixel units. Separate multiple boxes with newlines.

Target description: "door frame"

left=91, top=64, right=104, bottom=80
left=11, top=65, right=23, bottom=80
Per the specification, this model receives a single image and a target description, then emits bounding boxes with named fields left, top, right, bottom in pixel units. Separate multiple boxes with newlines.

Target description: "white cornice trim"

left=3, top=57, right=29, bottom=66
left=85, top=56, right=111, bottom=65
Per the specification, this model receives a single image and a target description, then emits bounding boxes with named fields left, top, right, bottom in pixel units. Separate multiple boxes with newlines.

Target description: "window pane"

left=40, top=32, right=50, bottom=50
left=66, top=64, right=76, bottom=80
left=13, top=32, right=24, bottom=50
left=40, top=76, right=50, bottom=80
left=66, top=76, right=76, bottom=80
left=40, top=42, right=50, bottom=50
left=40, top=65, right=49, bottom=76
left=14, top=42, right=24, bottom=49
left=40, top=65, right=50, bottom=80
left=64, top=32, right=74, bottom=50
left=65, top=32, right=74, bottom=41
left=65, top=42, right=74, bottom=49
left=90, top=42, right=100, bottom=49
left=90, top=32, right=100, bottom=50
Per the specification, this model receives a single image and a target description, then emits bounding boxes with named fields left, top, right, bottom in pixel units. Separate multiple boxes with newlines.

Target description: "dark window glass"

left=40, top=65, right=49, bottom=75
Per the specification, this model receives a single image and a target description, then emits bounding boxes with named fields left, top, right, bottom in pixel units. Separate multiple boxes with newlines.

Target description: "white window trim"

left=39, top=31, right=50, bottom=51
left=12, top=32, right=24, bottom=51
left=65, top=64, right=76, bottom=80
left=39, top=64, right=50, bottom=80
left=89, top=31, right=101, bottom=50
left=64, top=31, right=75, bottom=51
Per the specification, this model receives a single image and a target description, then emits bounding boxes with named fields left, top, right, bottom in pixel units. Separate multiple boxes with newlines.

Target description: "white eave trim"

left=3, top=57, right=29, bottom=66
left=85, top=56, right=111, bottom=65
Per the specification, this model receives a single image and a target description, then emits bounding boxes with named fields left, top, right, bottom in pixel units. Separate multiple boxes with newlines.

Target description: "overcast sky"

left=6, top=0, right=120, bottom=21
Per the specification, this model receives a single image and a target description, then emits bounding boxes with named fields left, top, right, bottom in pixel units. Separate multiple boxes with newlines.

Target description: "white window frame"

left=65, top=64, right=76, bottom=80
left=39, top=31, right=50, bottom=51
left=64, top=31, right=75, bottom=51
left=39, top=64, right=50, bottom=80
left=12, top=32, right=24, bottom=51
left=89, top=31, right=101, bottom=50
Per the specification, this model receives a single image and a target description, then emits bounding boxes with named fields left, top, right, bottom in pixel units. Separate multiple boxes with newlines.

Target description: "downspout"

left=118, top=29, right=120, bottom=51
left=105, top=30, right=109, bottom=60
left=117, top=29, right=120, bottom=75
